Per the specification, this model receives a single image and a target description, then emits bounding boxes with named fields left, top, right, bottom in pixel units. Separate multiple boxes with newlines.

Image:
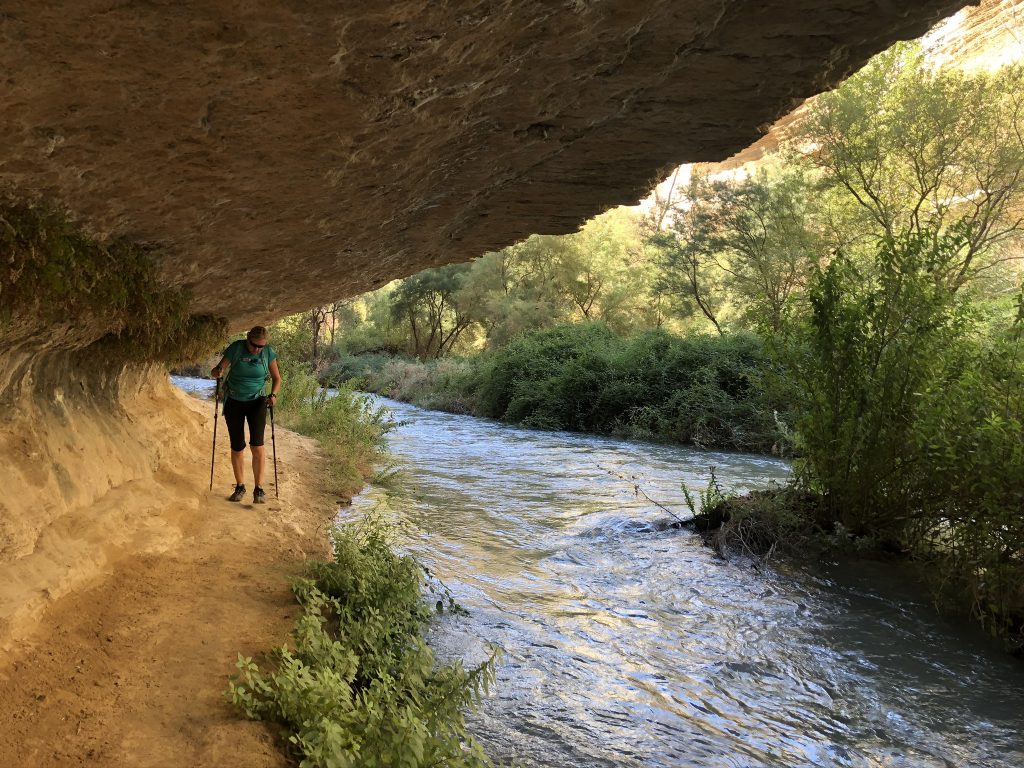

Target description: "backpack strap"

left=223, top=340, right=243, bottom=399
left=226, top=339, right=243, bottom=367
left=261, top=345, right=272, bottom=395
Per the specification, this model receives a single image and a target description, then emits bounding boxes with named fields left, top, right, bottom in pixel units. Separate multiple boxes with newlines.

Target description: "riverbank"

left=0, top=382, right=342, bottom=766
left=329, top=325, right=796, bottom=455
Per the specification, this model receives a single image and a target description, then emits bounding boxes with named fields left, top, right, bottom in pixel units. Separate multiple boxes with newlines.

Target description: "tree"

left=455, top=208, right=663, bottom=348
left=653, top=168, right=821, bottom=335
left=651, top=215, right=727, bottom=335
left=390, top=264, right=476, bottom=358
left=800, top=43, right=1024, bottom=289
left=306, top=305, right=331, bottom=367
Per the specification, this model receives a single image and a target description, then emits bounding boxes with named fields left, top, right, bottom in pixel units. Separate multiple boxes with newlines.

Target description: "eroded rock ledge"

left=1, top=0, right=973, bottom=337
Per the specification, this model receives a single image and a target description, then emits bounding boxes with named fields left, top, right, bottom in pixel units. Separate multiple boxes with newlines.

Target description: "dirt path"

left=0, top=392, right=340, bottom=767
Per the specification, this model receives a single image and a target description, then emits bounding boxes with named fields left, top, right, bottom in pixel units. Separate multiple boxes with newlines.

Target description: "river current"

left=173, top=378, right=1024, bottom=767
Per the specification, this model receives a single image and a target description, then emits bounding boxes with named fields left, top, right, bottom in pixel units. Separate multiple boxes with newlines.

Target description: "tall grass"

left=275, top=363, right=393, bottom=496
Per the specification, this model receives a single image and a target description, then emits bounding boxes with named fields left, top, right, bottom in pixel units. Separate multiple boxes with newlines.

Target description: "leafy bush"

left=363, top=358, right=477, bottom=415
left=789, top=231, right=975, bottom=535
left=909, top=320, right=1024, bottom=648
left=345, top=323, right=797, bottom=452
left=320, top=352, right=394, bottom=389
left=229, top=515, right=494, bottom=767
left=787, top=231, right=1024, bottom=650
left=469, top=323, right=793, bottom=452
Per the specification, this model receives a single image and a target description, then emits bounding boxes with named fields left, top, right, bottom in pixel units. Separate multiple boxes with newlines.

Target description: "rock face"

left=1, top=0, right=974, bottom=336
left=718, top=0, right=1024, bottom=168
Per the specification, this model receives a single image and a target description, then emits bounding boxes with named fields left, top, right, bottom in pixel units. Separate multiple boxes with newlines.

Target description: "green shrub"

left=469, top=323, right=791, bottom=451
left=335, top=325, right=795, bottom=452
left=790, top=231, right=976, bottom=534
left=360, top=357, right=476, bottom=415
left=908, top=321, right=1024, bottom=648
left=228, top=515, right=494, bottom=767
left=786, top=231, right=1024, bottom=650
left=320, top=352, right=394, bottom=389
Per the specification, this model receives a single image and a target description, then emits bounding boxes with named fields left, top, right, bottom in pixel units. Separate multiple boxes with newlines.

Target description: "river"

left=173, top=378, right=1024, bottom=767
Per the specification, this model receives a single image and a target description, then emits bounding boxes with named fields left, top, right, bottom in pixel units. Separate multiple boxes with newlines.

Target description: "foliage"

left=706, top=487, right=835, bottom=562
left=789, top=230, right=1024, bottom=649
left=468, top=322, right=793, bottom=452
left=269, top=315, right=316, bottom=373
left=320, top=351, right=395, bottom=389
left=655, top=165, right=823, bottom=334
left=907, top=309, right=1024, bottom=648
left=366, top=358, right=476, bottom=414
left=788, top=231, right=973, bottom=535
left=0, top=198, right=225, bottom=363
left=455, top=210, right=661, bottom=348
left=391, top=264, right=477, bottom=359
left=274, top=362, right=394, bottom=496
left=228, top=514, right=495, bottom=767
left=799, top=43, right=1024, bottom=287
left=681, top=467, right=727, bottom=520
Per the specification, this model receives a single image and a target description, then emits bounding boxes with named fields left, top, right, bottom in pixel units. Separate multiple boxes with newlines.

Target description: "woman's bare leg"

left=251, top=445, right=265, bottom=487
left=231, top=449, right=245, bottom=485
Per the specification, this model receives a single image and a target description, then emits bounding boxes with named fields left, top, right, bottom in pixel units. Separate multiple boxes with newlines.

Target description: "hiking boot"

left=228, top=484, right=246, bottom=502
left=253, top=486, right=267, bottom=504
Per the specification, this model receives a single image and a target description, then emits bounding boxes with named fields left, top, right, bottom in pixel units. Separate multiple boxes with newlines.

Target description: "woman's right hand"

left=211, top=366, right=222, bottom=379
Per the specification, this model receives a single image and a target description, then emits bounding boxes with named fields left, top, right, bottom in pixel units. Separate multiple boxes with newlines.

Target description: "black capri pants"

left=222, top=396, right=268, bottom=451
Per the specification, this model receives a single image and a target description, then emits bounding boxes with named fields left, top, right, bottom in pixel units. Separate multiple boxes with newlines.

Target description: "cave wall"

left=0, top=370, right=204, bottom=650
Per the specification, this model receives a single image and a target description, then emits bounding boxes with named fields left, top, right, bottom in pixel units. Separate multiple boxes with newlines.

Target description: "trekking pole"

left=269, top=400, right=279, bottom=498
left=210, top=379, right=221, bottom=491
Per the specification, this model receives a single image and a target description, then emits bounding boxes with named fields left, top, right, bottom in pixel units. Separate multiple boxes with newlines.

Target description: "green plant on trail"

left=0, top=199, right=224, bottom=363
left=228, top=514, right=495, bottom=768
left=273, top=363, right=393, bottom=497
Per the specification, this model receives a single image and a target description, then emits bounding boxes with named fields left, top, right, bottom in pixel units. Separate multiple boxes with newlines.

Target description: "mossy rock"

left=0, top=198, right=225, bottom=364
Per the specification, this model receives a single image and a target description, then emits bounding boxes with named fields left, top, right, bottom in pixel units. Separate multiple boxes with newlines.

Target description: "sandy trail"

left=0, top=390, right=339, bottom=767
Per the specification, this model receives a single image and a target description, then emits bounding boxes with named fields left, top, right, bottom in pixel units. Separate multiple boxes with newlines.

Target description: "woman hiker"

left=211, top=326, right=282, bottom=503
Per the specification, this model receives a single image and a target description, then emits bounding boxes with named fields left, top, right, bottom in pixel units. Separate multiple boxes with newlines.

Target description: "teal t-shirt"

left=223, top=339, right=277, bottom=401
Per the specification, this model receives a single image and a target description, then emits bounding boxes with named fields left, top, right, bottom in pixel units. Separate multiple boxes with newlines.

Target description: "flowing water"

left=173, top=378, right=1024, bottom=767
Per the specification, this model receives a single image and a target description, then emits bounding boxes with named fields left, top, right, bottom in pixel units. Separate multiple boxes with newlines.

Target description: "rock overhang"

left=0, top=0, right=975, bottom=334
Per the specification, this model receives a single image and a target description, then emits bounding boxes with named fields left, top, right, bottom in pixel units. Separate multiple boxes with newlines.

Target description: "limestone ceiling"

left=0, top=1, right=973, bottom=327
